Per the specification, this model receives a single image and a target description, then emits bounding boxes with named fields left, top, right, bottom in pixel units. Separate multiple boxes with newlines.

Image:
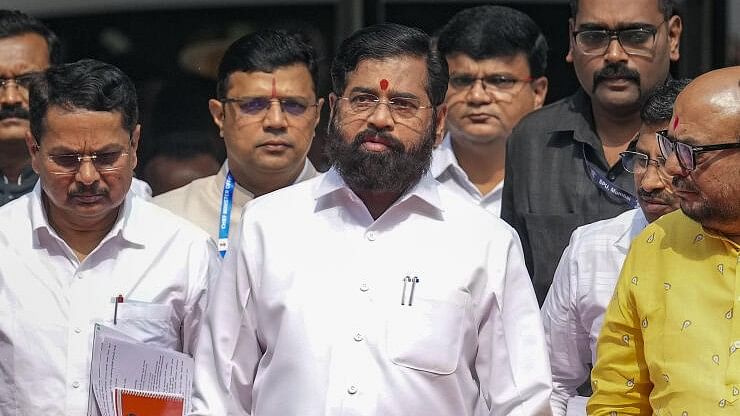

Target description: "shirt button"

left=74, top=327, right=82, bottom=334
left=366, top=231, right=376, bottom=241
left=359, top=283, right=369, bottom=292
left=347, top=385, right=358, bottom=395
left=72, top=381, right=80, bottom=388
left=608, top=173, right=616, bottom=181
left=353, top=332, right=364, bottom=342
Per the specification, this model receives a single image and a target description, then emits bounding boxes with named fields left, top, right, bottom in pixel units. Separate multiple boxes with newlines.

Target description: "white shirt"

left=0, top=183, right=220, bottom=416
left=154, top=160, right=317, bottom=242
left=540, top=209, right=648, bottom=416
left=191, top=168, right=552, bottom=416
left=431, top=133, right=504, bottom=217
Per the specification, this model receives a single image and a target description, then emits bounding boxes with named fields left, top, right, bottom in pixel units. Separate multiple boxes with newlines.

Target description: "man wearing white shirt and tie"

left=0, top=59, right=219, bottom=415
left=191, top=23, right=551, bottom=416
left=541, top=78, right=689, bottom=416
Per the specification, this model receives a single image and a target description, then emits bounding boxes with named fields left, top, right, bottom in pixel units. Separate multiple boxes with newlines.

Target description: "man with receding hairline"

left=588, top=66, right=740, bottom=415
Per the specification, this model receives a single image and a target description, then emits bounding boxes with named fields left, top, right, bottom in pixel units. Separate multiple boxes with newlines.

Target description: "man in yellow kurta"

left=588, top=66, right=740, bottom=415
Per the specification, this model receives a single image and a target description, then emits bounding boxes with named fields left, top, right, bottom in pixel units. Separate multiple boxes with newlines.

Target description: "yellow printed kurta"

left=588, top=210, right=740, bottom=415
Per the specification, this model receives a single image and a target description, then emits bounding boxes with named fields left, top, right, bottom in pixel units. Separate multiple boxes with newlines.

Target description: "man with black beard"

left=191, top=23, right=551, bottom=416
left=500, top=0, right=683, bottom=304
left=0, top=10, right=61, bottom=205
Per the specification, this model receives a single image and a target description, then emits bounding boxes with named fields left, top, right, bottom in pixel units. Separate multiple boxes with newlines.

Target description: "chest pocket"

left=105, top=302, right=180, bottom=350
left=386, top=293, right=469, bottom=375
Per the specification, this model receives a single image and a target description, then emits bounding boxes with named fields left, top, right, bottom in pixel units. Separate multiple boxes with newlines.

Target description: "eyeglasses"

left=338, top=93, right=432, bottom=120
left=221, top=96, right=318, bottom=117
left=657, top=129, right=740, bottom=171
left=572, top=24, right=662, bottom=57
left=42, top=149, right=131, bottom=175
left=619, top=150, right=667, bottom=175
left=0, top=72, right=41, bottom=91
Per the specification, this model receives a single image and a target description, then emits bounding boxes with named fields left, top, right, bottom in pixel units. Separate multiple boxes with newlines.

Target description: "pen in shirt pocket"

left=401, top=276, right=420, bottom=306
left=112, top=294, right=124, bottom=325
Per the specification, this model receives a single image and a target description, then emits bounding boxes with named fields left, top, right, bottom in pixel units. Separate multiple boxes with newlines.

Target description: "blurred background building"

left=6, top=0, right=737, bottom=173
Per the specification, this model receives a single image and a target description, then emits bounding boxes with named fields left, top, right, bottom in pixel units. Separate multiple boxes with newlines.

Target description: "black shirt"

left=0, top=165, right=38, bottom=207
left=501, top=89, right=635, bottom=305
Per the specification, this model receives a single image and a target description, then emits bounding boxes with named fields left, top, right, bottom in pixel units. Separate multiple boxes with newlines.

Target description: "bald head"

left=664, top=66, right=740, bottom=241
left=670, top=66, right=740, bottom=141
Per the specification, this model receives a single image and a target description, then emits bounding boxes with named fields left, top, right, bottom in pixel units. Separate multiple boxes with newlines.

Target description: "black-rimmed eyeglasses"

left=657, top=129, right=740, bottom=171
left=572, top=24, right=663, bottom=57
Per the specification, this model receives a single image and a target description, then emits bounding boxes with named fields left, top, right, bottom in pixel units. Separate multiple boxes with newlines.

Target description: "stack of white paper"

left=87, top=324, right=193, bottom=416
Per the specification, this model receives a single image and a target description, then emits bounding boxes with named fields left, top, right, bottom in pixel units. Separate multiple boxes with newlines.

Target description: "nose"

left=366, top=100, right=395, bottom=132
left=604, top=36, right=629, bottom=63
left=262, top=101, right=288, bottom=130
left=75, top=158, right=101, bottom=186
left=0, top=81, right=25, bottom=107
left=466, top=80, right=493, bottom=104
left=640, top=163, right=667, bottom=192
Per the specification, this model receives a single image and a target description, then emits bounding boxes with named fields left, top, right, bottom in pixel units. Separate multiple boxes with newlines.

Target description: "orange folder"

left=115, top=388, right=185, bottom=416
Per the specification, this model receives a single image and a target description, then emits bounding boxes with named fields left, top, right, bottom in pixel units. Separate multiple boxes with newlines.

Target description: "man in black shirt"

left=501, top=0, right=682, bottom=304
left=0, top=10, right=61, bottom=206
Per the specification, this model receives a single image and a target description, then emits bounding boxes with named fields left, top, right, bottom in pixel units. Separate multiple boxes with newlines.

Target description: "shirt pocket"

left=104, top=302, right=181, bottom=350
left=386, top=293, right=469, bottom=375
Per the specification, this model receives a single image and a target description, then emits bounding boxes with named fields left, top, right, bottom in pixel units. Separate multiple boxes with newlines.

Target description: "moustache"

left=352, top=129, right=405, bottom=152
left=638, top=188, right=673, bottom=204
left=69, top=184, right=107, bottom=198
left=672, top=176, right=696, bottom=192
left=0, top=105, right=30, bottom=121
left=593, top=63, right=641, bottom=89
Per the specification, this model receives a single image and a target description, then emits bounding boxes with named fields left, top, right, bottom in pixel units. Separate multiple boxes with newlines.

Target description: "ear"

left=130, top=124, right=141, bottom=170
left=25, top=131, right=41, bottom=174
left=531, top=76, right=548, bottom=110
left=328, top=93, right=338, bottom=121
left=565, top=18, right=575, bottom=63
left=667, top=15, right=682, bottom=62
left=313, top=97, right=325, bottom=131
left=208, top=98, right=225, bottom=138
left=434, top=104, right=448, bottom=146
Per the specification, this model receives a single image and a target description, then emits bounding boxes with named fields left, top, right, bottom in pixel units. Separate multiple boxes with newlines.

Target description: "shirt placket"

left=65, top=262, right=93, bottom=415
left=728, top=248, right=740, bottom=394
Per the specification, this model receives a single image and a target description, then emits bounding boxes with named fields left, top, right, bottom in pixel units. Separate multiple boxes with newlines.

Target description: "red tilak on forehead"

left=380, top=79, right=389, bottom=91
left=271, top=78, right=277, bottom=99
left=673, top=116, right=680, bottom=130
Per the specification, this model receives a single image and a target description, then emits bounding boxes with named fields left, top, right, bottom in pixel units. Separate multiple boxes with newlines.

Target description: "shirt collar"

left=29, top=181, right=146, bottom=248
left=549, top=89, right=602, bottom=150
left=220, top=158, right=317, bottom=203
left=430, top=132, right=459, bottom=178
left=614, top=208, right=649, bottom=250
left=315, top=167, right=444, bottom=215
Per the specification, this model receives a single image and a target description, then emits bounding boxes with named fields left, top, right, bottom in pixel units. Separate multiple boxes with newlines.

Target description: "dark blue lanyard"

left=217, top=171, right=235, bottom=258
left=582, top=144, right=638, bottom=209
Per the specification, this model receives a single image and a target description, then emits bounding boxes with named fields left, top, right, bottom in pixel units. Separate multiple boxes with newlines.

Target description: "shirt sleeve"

left=190, top=223, right=262, bottom=416
left=587, top=250, right=652, bottom=415
left=182, top=238, right=221, bottom=357
left=500, top=125, right=534, bottom=281
left=541, top=241, right=592, bottom=416
left=476, top=230, right=553, bottom=416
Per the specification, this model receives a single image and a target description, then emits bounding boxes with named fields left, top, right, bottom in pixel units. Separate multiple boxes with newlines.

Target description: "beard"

left=324, top=112, right=436, bottom=194
left=672, top=176, right=740, bottom=225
